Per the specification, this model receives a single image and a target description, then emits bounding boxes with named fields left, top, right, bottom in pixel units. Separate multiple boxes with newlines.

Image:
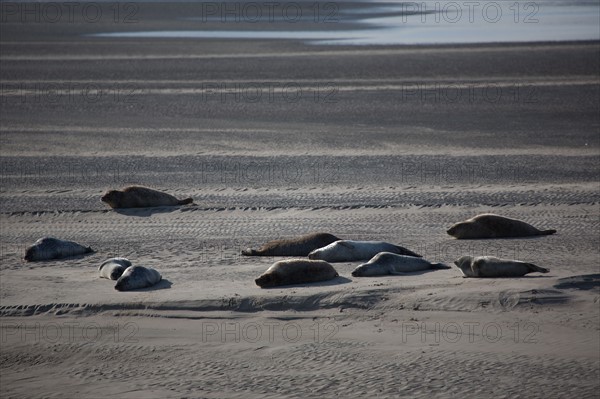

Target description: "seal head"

left=99, top=257, right=132, bottom=280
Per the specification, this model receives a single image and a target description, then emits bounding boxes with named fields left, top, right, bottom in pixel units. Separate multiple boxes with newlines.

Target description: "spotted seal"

left=99, top=257, right=132, bottom=280
left=352, top=252, right=450, bottom=277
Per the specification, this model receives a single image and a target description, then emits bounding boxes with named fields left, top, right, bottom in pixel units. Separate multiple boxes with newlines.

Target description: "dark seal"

left=255, top=259, right=339, bottom=288
left=242, top=232, right=341, bottom=257
left=24, top=237, right=93, bottom=262
left=101, top=186, right=193, bottom=209
left=114, top=265, right=162, bottom=291
left=447, top=213, right=556, bottom=239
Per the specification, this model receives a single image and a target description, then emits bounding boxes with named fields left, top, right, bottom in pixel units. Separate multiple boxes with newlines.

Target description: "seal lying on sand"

left=99, top=258, right=132, bottom=280
left=255, top=259, right=338, bottom=288
left=101, top=186, right=193, bottom=209
left=352, top=252, right=450, bottom=277
left=242, top=232, right=341, bottom=257
left=447, top=213, right=556, bottom=239
left=115, top=265, right=162, bottom=291
left=454, top=256, right=549, bottom=277
left=308, top=240, right=421, bottom=262
left=23, top=237, right=93, bottom=262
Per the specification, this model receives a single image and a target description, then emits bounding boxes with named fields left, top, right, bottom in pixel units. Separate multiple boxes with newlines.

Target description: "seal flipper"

left=393, top=245, right=422, bottom=258
left=525, top=263, right=549, bottom=274
left=430, top=263, right=451, bottom=270
left=540, top=229, right=557, bottom=236
left=178, top=198, right=194, bottom=205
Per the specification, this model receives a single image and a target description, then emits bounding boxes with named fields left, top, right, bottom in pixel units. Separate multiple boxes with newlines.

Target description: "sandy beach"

left=1, top=2, right=599, bottom=398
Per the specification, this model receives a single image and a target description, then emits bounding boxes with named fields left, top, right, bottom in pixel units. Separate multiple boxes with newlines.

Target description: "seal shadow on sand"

left=23, top=251, right=95, bottom=265
left=553, top=274, right=600, bottom=291
left=364, top=268, right=452, bottom=277
left=260, top=276, right=352, bottom=289
left=462, top=275, right=552, bottom=279
left=112, top=206, right=188, bottom=217
left=121, top=279, right=173, bottom=291
left=449, top=235, right=557, bottom=241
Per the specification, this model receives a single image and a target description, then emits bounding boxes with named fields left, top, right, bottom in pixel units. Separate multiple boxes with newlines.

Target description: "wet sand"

left=1, top=3, right=599, bottom=398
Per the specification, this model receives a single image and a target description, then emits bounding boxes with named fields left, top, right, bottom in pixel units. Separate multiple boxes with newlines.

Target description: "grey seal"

left=308, top=240, right=421, bottom=262
left=99, top=257, right=132, bottom=280
left=101, top=186, right=193, bottom=209
left=454, top=256, right=549, bottom=277
left=447, top=213, right=556, bottom=239
left=255, top=259, right=339, bottom=288
left=242, top=232, right=341, bottom=257
left=115, top=265, right=162, bottom=291
left=23, top=237, right=93, bottom=262
left=352, top=252, right=450, bottom=277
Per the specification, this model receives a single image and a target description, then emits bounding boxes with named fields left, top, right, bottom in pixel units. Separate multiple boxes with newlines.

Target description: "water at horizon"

left=89, top=1, right=600, bottom=45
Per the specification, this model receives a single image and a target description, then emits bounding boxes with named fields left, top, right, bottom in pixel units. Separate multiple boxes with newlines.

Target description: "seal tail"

left=527, top=263, right=549, bottom=274
left=178, top=198, right=194, bottom=205
left=540, top=229, right=557, bottom=236
left=431, top=263, right=451, bottom=270
left=398, top=247, right=422, bottom=258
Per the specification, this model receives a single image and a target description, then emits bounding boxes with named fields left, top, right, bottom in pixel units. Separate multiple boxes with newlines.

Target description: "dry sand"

left=1, top=6, right=599, bottom=398
left=1, top=138, right=598, bottom=398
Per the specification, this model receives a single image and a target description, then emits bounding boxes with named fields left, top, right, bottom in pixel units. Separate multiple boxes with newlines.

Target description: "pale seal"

left=242, top=232, right=341, bottom=257
left=447, top=213, right=556, bottom=239
left=454, top=255, right=549, bottom=278
left=308, top=240, right=421, bottom=262
left=23, top=237, right=93, bottom=262
left=352, top=252, right=450, bottom=277
left=114, top=265, right=162, bottom=291
left=101, top=186, right=193, bottom=209
left=98, top=257, right=132, bottom=280
left=255, top=259, right=338, bottom=288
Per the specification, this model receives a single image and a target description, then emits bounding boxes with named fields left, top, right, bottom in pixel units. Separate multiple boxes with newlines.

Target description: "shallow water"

left=91, top=1, right=600, bottom=45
